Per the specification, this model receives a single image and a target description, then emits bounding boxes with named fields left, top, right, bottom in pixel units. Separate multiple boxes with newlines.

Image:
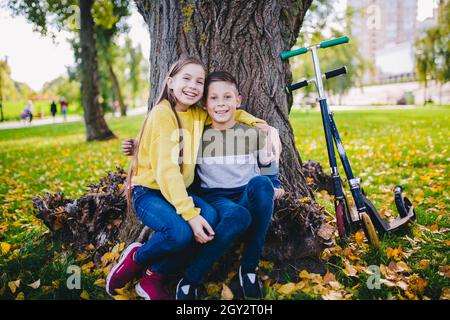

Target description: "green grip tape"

left=280, top=47, right=308, bottom=60
left=320, top=36, right=349, bottom=48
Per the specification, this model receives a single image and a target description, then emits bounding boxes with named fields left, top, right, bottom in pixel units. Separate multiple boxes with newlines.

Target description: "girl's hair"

left=125, top=56, right=206, bottom=215
left=203, top=71, right=239, bottom=104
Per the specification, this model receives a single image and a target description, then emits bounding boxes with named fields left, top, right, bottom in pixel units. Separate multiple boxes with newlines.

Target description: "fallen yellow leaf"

left=354, top=231, right=365, bottom=244
left=0, top=242, right=11, bottom=254
left=405, top=290, right=418, bottom=300
left=408, top=275, right=428, bottom=295
left=419, top=259, right=430, bottom=269
left=80, top=290, right=90, bottom=300
left=429, top=224, right=439, bottom=232
left=277, top=282, right=297, bottom=296
left=15, top=292, right=25, bottom=300
left=81, top=261, right=94, bottom=273
left=102, top=252, right=116, bottom=261
left=8, top=280, right=20, bottom=294
left=259, top=260, right=274, bottom=271
left=440, top=287, right=450, bottom=300
left=94, top=279, right=106, bottom=287
left=113, top=288, right=128, bottom=296
left=299, top=270, right=309, bottom=279
left=205, top=283, right=221, bottom=296
left=396, top=261, right=413, bottom=273
left=8, top=282, right=16, bottom=294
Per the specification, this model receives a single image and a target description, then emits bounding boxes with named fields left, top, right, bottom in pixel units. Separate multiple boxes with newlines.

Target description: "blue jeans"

left=183, top=176, right=275, bottom=285
left=132, top=185, right=218, bottom=273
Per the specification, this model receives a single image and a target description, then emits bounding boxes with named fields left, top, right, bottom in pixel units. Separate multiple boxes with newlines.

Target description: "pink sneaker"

left=106, top=242, right=143, bottom=296
left=135, top=269, right=172, bottom=300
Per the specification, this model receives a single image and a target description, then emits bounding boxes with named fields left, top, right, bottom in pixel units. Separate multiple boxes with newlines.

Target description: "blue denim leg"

left=183, top=196, right=251, bottom=285
left=150, top=193, right=218, bottom=274
left=132, top=185, right=218, bottom=271
left=237, top=176, right=274, bottom=271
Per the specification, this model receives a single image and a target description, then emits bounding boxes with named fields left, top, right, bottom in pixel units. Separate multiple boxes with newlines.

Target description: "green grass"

left=291, top=107, right=449, bottom=300
left=0, top=107, right=449, bottom=300
left=1, top=100, right=83, bottom=121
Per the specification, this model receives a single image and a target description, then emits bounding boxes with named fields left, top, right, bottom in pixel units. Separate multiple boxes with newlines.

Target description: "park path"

left=0, top=107, right=148, bottom=130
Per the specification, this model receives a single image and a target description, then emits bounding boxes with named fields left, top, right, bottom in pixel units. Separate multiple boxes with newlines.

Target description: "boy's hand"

left=255, top=123, right=271, bottom=132
left=122, top=139, right=135, bottom=156
left=255, top=124, right=282, bottom=165
left=267, top=126, right=282, bottom=165
left=188, top=215, right=215, bottom=244
left=274, top=188, right=285, bottom=200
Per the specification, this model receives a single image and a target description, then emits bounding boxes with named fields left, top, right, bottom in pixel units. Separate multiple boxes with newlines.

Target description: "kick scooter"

left=281, top=36, right=416, bottom=248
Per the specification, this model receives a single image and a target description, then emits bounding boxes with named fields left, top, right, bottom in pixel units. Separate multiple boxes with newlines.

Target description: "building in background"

left=348, top=0, right=438, bottom=84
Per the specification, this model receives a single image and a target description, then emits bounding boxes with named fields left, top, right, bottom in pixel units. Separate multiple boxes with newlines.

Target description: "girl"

left=106, top=56, right=267, bottom=300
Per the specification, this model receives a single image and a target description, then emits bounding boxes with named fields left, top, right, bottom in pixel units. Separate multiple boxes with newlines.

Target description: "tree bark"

left=135, top=0, right=316, bottom=194
left=122, top=0, right=330, bottom=268
left=79, top=0, right=116, bottom=141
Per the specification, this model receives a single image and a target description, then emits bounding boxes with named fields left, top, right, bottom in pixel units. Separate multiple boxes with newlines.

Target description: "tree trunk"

left=424, top=79, right=428, bottom=106
left=123, top=0, right=330, bottom=269
left=106, top=59, right=127, bottom=116
left=79, top=0, right=116, bottom=141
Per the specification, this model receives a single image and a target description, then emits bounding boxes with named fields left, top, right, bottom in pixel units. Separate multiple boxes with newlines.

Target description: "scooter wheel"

left=335, top=200, right=350, bottom=239
left=361, top=212, right=381, bottom=249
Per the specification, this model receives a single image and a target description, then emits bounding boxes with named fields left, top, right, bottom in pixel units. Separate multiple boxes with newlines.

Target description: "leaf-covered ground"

left=0, top=107, right=448, bottom=300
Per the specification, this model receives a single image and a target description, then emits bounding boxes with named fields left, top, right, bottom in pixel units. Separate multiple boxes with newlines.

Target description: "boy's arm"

left=234, top=109, right=267, bottom=126
left=258, top=128, right=284, bottom=197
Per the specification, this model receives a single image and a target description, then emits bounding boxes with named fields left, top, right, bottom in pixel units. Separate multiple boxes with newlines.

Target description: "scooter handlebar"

left=286, top=80, right=309, bottom=93
left=325, top=66, right=347, bottom=79
left=280, top=47, right=308, bottom=60
left=320, top=36, right=349, bottom=48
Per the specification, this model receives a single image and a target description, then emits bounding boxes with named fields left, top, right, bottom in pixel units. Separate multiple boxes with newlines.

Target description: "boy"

left=175, top=71, right=284, bottom=300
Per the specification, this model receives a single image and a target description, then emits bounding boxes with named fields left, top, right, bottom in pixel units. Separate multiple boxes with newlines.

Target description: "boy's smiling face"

left=205, top=81, right=242, bottom=128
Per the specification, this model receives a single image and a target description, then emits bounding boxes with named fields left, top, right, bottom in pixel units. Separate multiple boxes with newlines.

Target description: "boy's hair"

left=203, top=71, right=239, bottom=103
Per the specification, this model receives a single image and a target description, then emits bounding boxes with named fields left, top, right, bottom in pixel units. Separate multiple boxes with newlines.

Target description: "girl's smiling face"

left=168, top=63, right=205, bottom=111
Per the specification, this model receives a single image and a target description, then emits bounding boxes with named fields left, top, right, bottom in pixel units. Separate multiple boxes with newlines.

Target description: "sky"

left=0, top=0, right=438, bottom=92
left=0, top=3, right=149, bottom=91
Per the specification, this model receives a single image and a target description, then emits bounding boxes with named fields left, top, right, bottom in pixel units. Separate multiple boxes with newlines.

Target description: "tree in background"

left=123, top=37, right=148, bottom=109
left=0, top=59, right=18, bottom=101
left=95, top=0, right=131, bottom=116
left=414, top=0, right=449, bottom=105
left=41, top=75, right=80, bottom=107
left=0, top=58, right=38, bottom=121
left=5, top=0, right=120, bottom=140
